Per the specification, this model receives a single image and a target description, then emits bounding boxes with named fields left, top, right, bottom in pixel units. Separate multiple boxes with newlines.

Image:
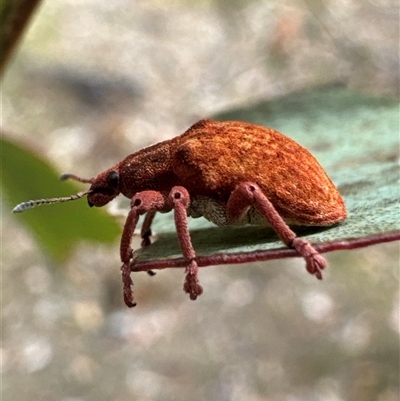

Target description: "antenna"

left=60, top=173, right=94, bottom=184
left=13, top=190, right=92, bottom=213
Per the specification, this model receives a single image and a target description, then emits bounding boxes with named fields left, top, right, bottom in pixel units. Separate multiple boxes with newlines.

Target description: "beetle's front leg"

left=227, top=182, right=327, bottom=279
left=120, top=191, right=168, bottom=307
left=169, top=186, right=203, bottom=301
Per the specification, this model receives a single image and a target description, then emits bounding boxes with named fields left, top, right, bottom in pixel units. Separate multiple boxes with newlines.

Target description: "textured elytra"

left=170, top=120, right=346, bottom=225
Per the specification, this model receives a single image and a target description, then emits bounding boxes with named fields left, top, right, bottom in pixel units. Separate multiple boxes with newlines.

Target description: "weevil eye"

left=107, top=170, right=119, bottom=190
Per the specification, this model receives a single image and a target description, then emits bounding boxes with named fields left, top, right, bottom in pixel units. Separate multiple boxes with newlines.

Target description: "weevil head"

left=87, top=168, right=120, bottom=207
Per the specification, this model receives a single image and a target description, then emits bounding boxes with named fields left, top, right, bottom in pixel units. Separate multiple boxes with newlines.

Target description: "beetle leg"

left=227, top=182, right=326, bottom=280
left=169, top=186, right=203, bottom=301
left=140, top=210, right=157, bottom=276
left=141, top=210, right=156, bottom=247
left=120, top=191, right=167, bottom=307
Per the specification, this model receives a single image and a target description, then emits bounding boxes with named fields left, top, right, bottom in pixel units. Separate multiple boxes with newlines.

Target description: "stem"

left=130, top=230, right=400, bottom=272
left=0, top=0, right=43, bottom=76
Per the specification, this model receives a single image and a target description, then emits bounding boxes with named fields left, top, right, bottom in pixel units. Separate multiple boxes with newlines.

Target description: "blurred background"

left=1, top=0, right=399, bottom=400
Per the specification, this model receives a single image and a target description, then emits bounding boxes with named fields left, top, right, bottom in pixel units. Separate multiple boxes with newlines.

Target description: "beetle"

left=13, top=119, right=347, bottom=307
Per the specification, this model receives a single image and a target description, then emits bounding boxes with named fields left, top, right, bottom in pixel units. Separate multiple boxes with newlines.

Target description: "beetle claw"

left=183, top=260, right=203, bottom=300
left=305, top=253, right=326, bottom=280
left=292, top=238, right=326, bottom=279
left=121, top=262, right=136, bottom=307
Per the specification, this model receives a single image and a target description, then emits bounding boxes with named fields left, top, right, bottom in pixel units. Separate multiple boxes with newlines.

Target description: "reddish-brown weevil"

left=13, top=120, right=347, bottom=307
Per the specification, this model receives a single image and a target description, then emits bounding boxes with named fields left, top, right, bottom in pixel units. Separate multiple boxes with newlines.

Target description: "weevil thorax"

left=117, top=139, right=178, bottom=199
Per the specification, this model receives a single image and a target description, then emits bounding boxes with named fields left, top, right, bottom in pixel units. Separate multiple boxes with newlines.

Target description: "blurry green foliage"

left=1, top=137, right=121, bottom=261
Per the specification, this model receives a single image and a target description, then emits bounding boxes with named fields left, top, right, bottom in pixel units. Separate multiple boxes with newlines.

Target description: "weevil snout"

left=87, top=170, right=120, bottom=207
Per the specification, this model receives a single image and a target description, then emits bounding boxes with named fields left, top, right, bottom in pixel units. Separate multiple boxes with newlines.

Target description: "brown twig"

left=130, top=231, right=400, bottom=272
left=0, top=0, right=43, bottom=76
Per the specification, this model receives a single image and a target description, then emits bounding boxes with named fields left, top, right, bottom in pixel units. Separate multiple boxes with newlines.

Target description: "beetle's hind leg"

left=227, top=182, right=326, bottom=279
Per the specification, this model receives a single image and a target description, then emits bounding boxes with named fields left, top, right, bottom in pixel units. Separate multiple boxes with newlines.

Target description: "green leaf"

left=134, top=85, right=400, bottom=263
left=1, top=136, right=121, bottom=262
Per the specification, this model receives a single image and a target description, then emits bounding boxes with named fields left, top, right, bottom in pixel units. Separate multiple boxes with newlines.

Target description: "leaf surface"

left=134, top=85, right=400, bottom=263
